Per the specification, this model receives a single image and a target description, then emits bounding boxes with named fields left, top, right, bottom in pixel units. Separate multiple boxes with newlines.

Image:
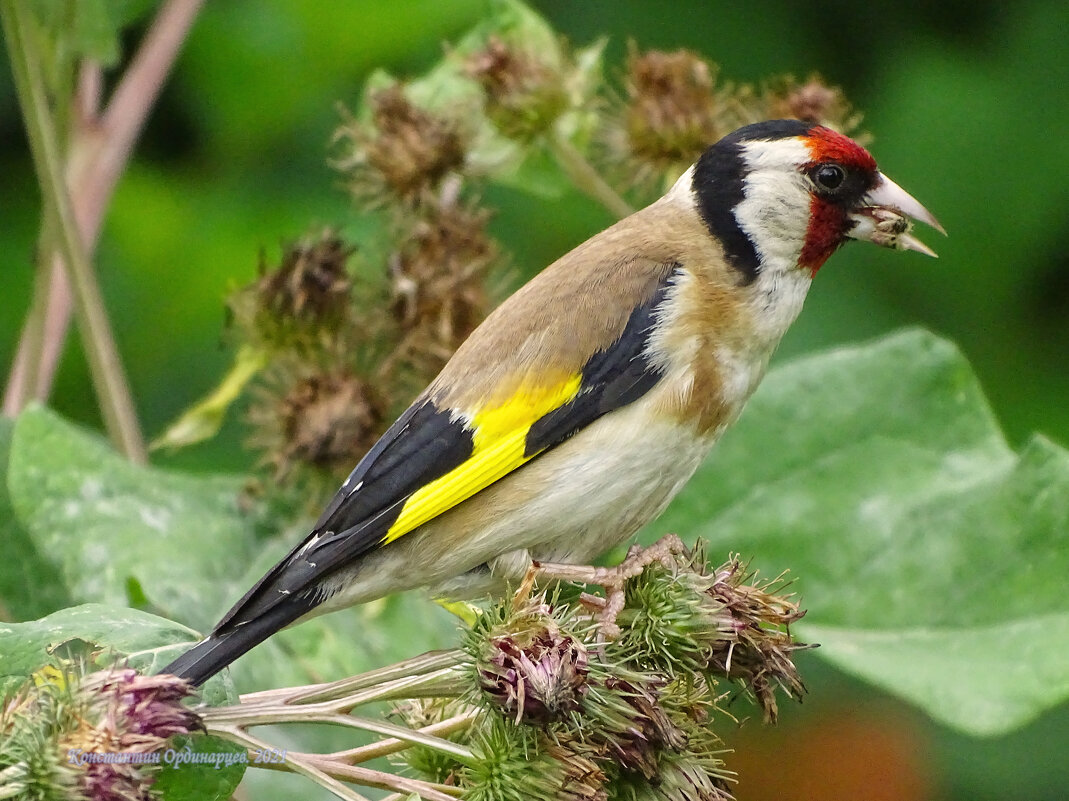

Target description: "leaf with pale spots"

left=0, top=417, right=72, bottom=620
left=647, top=329, right=1069, bottom=735
left=7, top=406, right=256, bottom=632
left=0, top=603, right=235, bottom=706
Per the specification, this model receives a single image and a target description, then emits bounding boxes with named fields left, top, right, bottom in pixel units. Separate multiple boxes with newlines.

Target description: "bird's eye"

left=813, top=164, right=846, bottom=192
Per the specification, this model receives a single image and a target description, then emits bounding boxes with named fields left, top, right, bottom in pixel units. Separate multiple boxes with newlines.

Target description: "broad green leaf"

left=802, top=610, right=1069, bottom=738
left=0, top=604, right=243, bottom=800
left=646, top=329, right=1069, bottom=735
left=0, top=418, right=72, bottom=620
left=7, top=407, right=258, bottom=631
left=0, top=603, right=234, bottom=705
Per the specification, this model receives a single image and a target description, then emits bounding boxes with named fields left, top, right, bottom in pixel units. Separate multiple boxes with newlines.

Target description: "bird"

left=162, top=119, right=944, bottom=686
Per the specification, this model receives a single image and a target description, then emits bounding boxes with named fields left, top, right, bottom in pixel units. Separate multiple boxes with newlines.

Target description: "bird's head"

left=690, top=119, right=945, bottom=282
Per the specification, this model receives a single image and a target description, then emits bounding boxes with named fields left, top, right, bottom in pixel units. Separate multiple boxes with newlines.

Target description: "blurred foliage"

left=646, top=330, right=1069, bottom=736
left=0, top=602, right=234, bottom=707
left=1, top=1, right=1067, bottom=801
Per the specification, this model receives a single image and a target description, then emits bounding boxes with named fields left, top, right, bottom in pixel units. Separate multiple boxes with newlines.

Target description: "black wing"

left=212, top=400, right=474, bottom=631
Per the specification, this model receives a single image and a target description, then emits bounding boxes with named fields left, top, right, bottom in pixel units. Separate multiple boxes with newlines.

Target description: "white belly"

left=500, top=403, right=714, bottom=565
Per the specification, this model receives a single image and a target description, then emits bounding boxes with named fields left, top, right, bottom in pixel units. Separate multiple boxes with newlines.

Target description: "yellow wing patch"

left=380, top=374, right=582, bottom=544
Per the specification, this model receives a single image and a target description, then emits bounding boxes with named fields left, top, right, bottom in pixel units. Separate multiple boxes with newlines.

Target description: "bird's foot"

left=532, top=535, right=687, bottom=636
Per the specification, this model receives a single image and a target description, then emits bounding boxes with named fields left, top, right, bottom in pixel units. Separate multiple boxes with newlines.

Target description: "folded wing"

left=211, top=262, right=682, bottom=636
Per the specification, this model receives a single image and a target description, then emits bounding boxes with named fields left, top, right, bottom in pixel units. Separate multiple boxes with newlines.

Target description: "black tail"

left=160, top=594, right=316, bottom=686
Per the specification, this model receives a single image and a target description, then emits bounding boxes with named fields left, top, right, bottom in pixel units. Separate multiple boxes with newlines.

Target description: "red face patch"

left=799, top=127, right=878, bottom=275
left=803, top=126, right=877, bottom=173
left=799, top=198, right=847, bottom=275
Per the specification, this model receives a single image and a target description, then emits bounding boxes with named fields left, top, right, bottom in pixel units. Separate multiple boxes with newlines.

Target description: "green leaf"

left=0, top=417, right=73, bottom=620
left=153, top=734, right=247, bottom=801
left=0, top=606, right=244, bottom=800
left=646, top=329, right=1069, bottom=735
left=0, top=603, right=234, bottom=705
left=7, top=406, right=258, bottom=632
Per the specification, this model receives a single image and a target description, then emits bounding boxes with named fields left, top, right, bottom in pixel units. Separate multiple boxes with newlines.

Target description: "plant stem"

left=2, top=0, right=204, bottom=436
left=1, top=2, right=146, bottom=460
left=203, top=701, right=474, bottom=762
left=324, top=710, right=478, bottom=765
left=214, top=725, right=461, bottom=801
left=239, top=649, right=466, bottom=706
left=549, top=134, right=634, bottom=219
left=214, top=726, right=375, bottom=801
left=87, top=0, right=207, bottom=229
left=4, top=221, right=57, bottom=413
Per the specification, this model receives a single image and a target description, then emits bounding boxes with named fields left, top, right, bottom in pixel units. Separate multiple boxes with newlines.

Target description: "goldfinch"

left=164, top=120, right=943, bottom=686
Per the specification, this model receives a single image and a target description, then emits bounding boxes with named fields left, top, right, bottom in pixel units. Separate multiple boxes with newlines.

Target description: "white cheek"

left=734, top=139, right=813, bottom=270
left=736, top=179, right=809, bottom=261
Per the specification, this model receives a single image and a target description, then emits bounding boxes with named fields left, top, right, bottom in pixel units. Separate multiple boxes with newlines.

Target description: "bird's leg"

left=533, top=534, right=687, bottom=635
left=510, top=561, right=540, bottom=607
left=534, top=534, right=686, bottom=585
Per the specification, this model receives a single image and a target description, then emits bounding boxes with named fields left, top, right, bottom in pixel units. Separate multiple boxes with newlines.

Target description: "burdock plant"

left=0, top=664, right=201, bottom=801
left=177, top=538, right=807, bottom=800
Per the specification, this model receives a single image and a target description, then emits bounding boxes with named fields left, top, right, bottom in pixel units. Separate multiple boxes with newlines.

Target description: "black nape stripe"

left=524, top=266, right=677, bottom=457
left=692, top=120, right=814, bottom=286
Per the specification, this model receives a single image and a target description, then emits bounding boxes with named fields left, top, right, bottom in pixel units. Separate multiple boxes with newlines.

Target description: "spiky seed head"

left=1, top=663, right=200, bottom=801
left=275, top=369, right=382, bottom=477
left=467, top=35, right=569, bottom=141
left=478, top=622, right=589, bottom=724
left=228, top=229, right=354, bottom=352
left=542, top=737, right=611, bottom=801
left=248, top=366, right=384, bottom=486
left=390, top=698, right=474, bottom=785
left=762, top=75, right=866, bottom=139
left=336, top=84, right=467, bottom=207
left=623, top=46, right=720, bottom=171
left=256, top=232, right=353, bottom=326
left=611, top=750, right=735, bottom=801
left=614, top=547, right=808, bottom=724
left=701, top=559, right=808, bottom=724
left=390, top=202, right=497, bottom=374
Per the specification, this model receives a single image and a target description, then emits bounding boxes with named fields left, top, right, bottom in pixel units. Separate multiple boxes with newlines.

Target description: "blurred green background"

left=1, top=1, right=1066, bottom=799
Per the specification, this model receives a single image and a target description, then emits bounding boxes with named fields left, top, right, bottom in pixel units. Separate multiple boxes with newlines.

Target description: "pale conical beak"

left=847, top=172, right=947, bottom=257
